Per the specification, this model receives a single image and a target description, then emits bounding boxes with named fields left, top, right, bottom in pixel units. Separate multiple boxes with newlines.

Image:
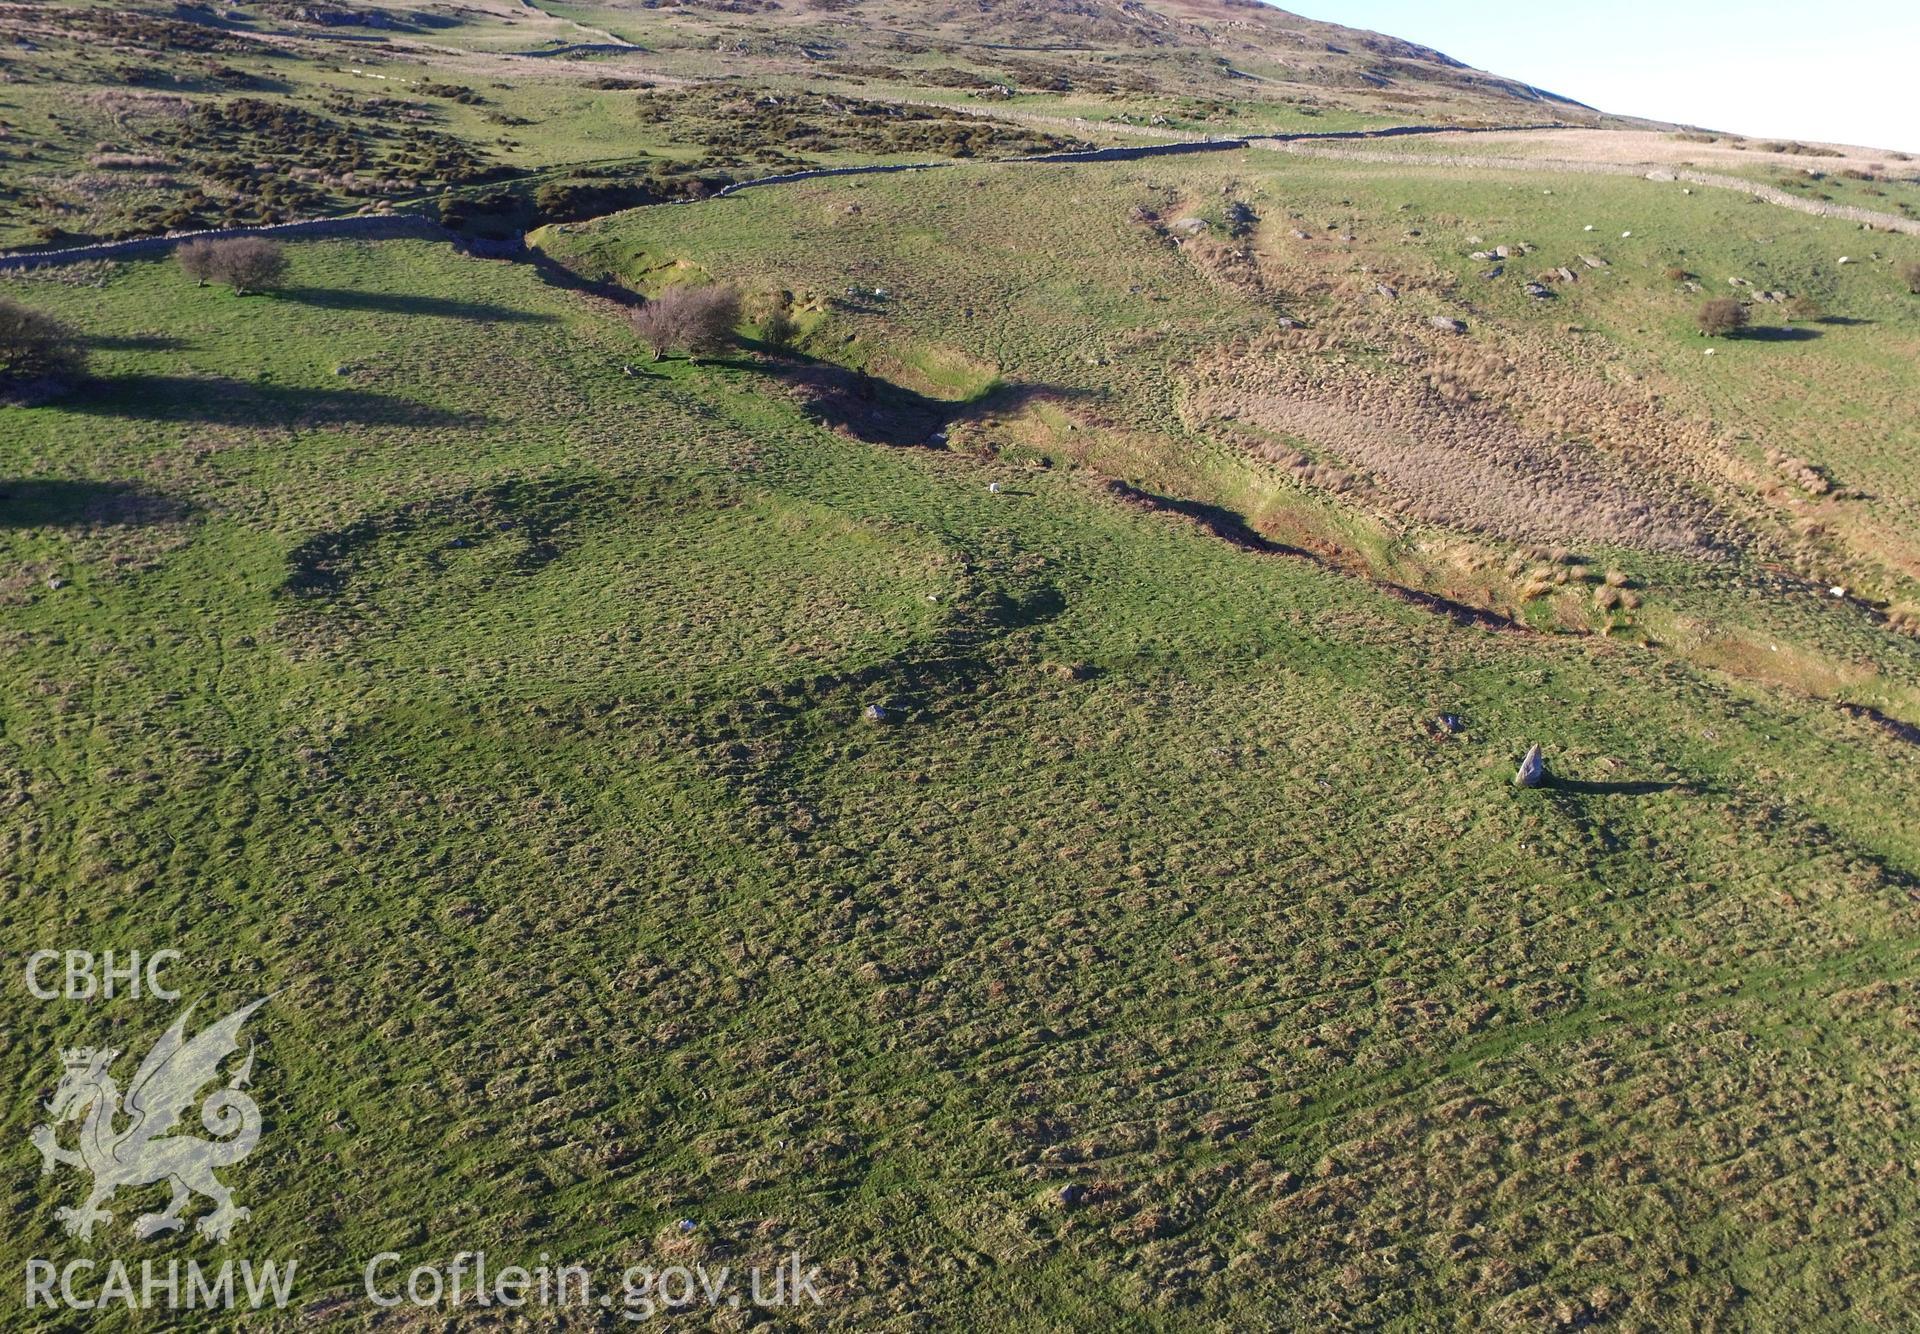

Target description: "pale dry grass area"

left=1258, top=132, right=1920, bottom=235
left=1192, top=348, right=1714, bottom=551
left=1333, top=127, right=1911, bottom=174
left=1179, top=235, right=1740, bottom=556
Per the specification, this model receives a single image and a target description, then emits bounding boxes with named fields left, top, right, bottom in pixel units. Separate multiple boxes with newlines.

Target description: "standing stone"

left=1514, top=743, right=1547, bottom=788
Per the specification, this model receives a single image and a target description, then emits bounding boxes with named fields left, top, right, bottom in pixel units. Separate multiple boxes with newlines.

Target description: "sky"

left=1291, top=1, right=1920, bottom=151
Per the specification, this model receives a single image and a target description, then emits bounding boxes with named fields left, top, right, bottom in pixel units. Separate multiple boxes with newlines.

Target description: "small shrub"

left=760, top=307, right=799, bottom=351
left=629, top=283, right=740, bottom=361
left=210, top=238, right=288, bottom=294
left=176, top=238, right=218, bottom=286
left=1663, top=266, right=1690, bottom=282
left=1784, top=294, right=1826, bottom=322
left=1769, top=451, right=1833, bottom=495
left=0, top=297, right=87, bottom=397
left=530, top=179, right=662, bottom=226
left=418, top=82, right=485, bottom=105
left=1695, top=297, right=1749, bottom=337
left=1901, top=260, right=1920, bottom=295
left=440, top=188, right=532, bottom=237
left=747, top=288, right=800, bottom=352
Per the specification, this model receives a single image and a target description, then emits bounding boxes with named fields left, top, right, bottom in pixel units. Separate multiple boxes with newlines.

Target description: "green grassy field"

left=6, top=0, right=1920, bottom=1325
left=4, top=209, right=1919, bottom=1325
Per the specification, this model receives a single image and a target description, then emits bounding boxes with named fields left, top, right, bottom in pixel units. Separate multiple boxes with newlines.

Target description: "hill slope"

left=552, top=0, right=1603, bottom=116
left=0, top=0, right=1629, bottom=252
left=3, top=1, right=1920, bottom=1328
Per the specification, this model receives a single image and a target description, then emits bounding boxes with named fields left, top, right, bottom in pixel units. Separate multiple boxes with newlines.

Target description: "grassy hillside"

left=4, top=208, right=1918, bottom=1324
left=5, top=1, right=1920, bottom=1328
left=547, top=150, right=1920, bottom=707
left=0, top=0, right=1630, bottom=251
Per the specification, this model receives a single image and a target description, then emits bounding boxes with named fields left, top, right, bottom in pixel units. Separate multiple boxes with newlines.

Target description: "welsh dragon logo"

left=31, top=998, right=266, bottom=1244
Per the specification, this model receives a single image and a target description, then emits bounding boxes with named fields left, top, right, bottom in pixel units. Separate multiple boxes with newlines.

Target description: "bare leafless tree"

left=176, top=238, right=219, bottom=287
left=630, top=284, right=740, bottom=361
left=182, top=237, right=289, bottom=295
left=1695, top=297, right=1748, bottom=337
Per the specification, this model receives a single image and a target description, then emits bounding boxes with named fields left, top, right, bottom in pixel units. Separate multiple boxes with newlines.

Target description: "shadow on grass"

left=515, top=248, right=644, bottom=307
left=1735, top=326, right=1821, bottom=342
left=86, top=333, right=190, bottom=351
left=0, top=478, right=188, bottom=528
left=762, top=353, right=1092, bottom=447
left=1100, top=479, right=1529, bottom=633
left=279, top=288, right=558, bottom=323
left=987, top=583, right=1067, bottom=630
left=64, top=375, right=479, bottom=428
left=1104, top=480, right=1312, bottom=556
left=1551, top=779, right=1689, bottom=797
left=1839, top=703, right=1920, bottom=747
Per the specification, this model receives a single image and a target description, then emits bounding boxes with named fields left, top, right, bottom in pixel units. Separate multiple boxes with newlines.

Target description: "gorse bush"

left=749, top=289, right=799, bottom=351
left=760, top=307, right=799, bottom=351
left=0, top=297, right=86, bottom=395
left=1784, top=293, right=1826, bottom=323
left=1695, top=297, right=1749, bottom=337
